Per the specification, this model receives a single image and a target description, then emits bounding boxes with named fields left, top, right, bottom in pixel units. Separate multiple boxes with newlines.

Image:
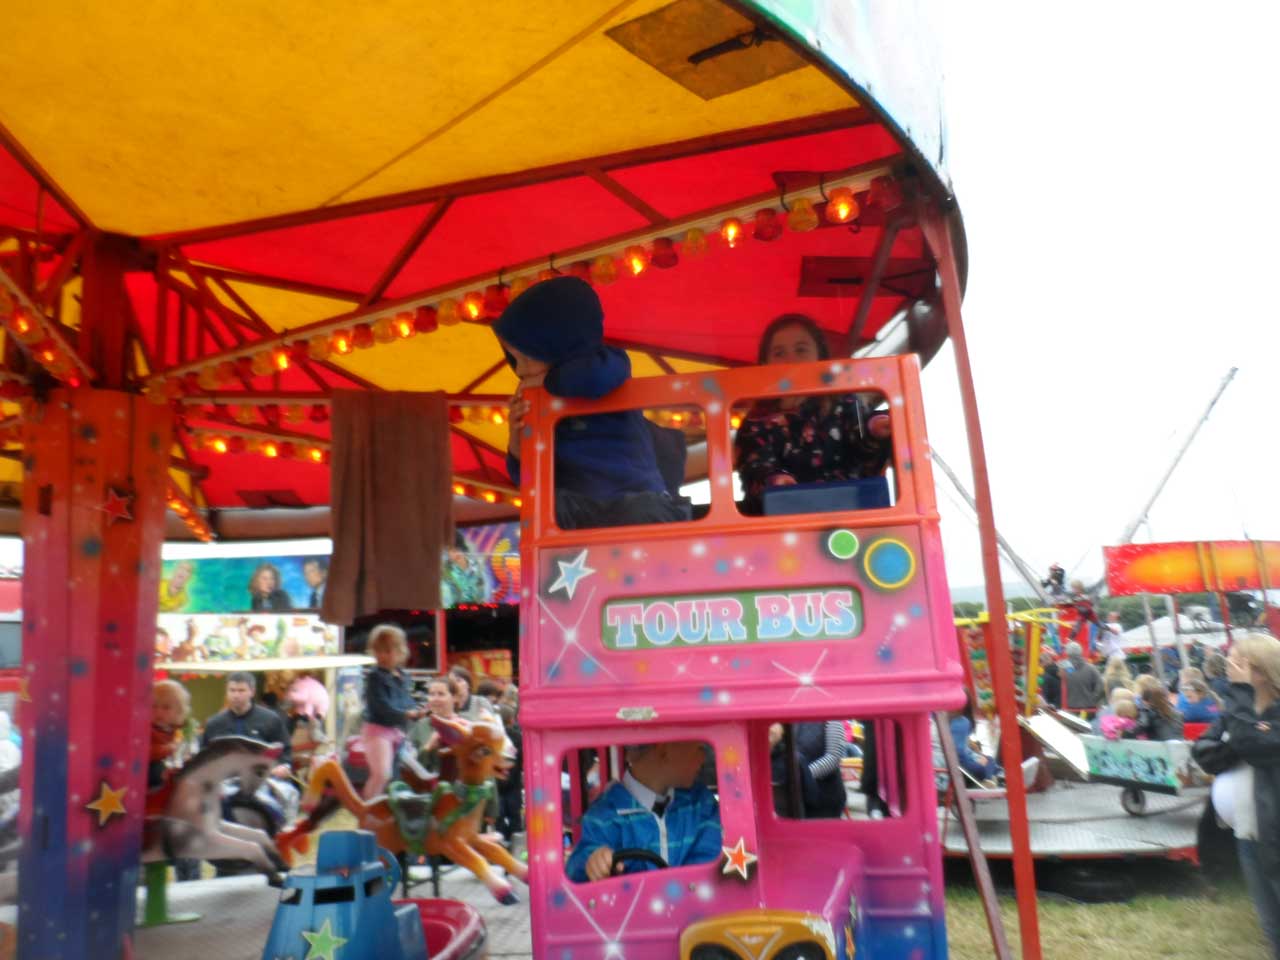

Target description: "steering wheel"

left=609, top=848, right=668, bottom=875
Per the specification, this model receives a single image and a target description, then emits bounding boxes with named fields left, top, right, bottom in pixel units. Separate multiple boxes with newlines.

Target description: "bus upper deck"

left=517, top=353, right=965, bottom=730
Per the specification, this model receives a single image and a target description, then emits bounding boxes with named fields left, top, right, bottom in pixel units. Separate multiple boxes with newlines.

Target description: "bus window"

left=731, top=391, right=896, bottom=517
left=563, top=739, right=721, bottom=884
left=768, top=719, right=904, bottom=820
left=550, top=405, right=704, bottom=530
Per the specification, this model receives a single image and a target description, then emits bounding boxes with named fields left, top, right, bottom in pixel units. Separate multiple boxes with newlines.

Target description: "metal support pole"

left=848, top=214, right=906, bottom=344
left=1217, top=591, right=1233, bottom=646
left=1165, top=595, right=1188, bottom=670
left=920, top=209, right=1041, bottom=960
left=435, top=609, right=448, bottom=672
left=1141, top=594, right=1164, bottom=681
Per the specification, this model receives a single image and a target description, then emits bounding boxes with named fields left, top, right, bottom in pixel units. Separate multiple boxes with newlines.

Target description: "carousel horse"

left=142, top=736, right=286, bottom=877
left=277, top=715, right=527, bottom=904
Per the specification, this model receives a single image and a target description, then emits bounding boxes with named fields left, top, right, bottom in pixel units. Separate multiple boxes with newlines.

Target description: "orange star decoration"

left=86, top=781, right=127, bottom=826
left=721, top=836, right=758, bottom=881
left=97, top=488, right=134, bottom=525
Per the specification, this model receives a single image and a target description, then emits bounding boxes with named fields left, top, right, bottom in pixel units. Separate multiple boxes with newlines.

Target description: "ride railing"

left=516, top=355, right=965, bottom=729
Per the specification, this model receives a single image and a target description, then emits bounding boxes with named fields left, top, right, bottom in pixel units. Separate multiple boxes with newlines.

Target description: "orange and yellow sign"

left=1104, top=540, right=1280, bottom=596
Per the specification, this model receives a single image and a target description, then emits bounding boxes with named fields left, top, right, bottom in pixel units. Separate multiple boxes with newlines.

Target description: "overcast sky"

left=923, top=2, right=1279, bottom=590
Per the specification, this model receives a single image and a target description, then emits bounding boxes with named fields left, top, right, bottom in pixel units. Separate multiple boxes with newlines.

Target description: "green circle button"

left=827, top=529, right=860, bottom=560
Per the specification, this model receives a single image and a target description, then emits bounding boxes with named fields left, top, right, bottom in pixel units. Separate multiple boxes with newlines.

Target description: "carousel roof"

left=0, top=0, right=957, bottom=537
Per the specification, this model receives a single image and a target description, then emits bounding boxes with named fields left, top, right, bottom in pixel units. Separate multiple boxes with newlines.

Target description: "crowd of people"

left=1033, top=630, right=1280, bottom=956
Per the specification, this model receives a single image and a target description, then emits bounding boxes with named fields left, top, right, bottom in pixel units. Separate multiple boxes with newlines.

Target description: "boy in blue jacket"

left=566, top=740, right=721, bottom=882
left=494, top=276, right=690, bottom=530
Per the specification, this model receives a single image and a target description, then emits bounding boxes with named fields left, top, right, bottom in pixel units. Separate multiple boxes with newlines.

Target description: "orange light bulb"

left=211, top=437, right=228, bottom=454
left=623, top=245, right=648, bottom=276
left=261, top=441, right=279, bottom=458
left=452, top=482, right=467, bottom=496
left=825, top=187, right=859, bottom=224
left=12, top=313, right=30, bottom=336
left=720, top=218, right=743, bottom=248
left=395, top=313, right=415, bottom=338
left=308, top=447, right=325, bottom=463
left=481, top=490, right=498, bottom=504
left=512, top=497, right=523, bottom=508
left=331, top=330, right=353, bottom=354
left=273, top=348, right=290, bottom=371
left=490, top=409, right=506, bottom=425
left=462, top=292, right=485, bottom=321
left=730, top=414, right=743, bottom=430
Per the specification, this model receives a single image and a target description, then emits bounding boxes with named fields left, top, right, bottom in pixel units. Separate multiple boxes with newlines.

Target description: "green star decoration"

left=301, top=919, right=347, bottom=960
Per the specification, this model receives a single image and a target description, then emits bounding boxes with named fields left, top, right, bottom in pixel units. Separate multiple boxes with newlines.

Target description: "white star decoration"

left=560, top=879, right=646, bottom=958
left=549, top=548, right=595, bottom=600
left=538, top=589, right=616, bottom=682
left=770, top=649, right=833, bottom=702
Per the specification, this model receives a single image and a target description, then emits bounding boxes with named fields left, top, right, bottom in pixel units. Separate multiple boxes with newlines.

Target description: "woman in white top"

left=1195, top=633, right=1280, bottom=958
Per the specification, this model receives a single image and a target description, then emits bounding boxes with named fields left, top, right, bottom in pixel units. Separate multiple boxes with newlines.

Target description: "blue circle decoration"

left=81, top=537, right=102, bottom=558
left=877, top=644, right=894, bottom=662
left=552, top=889, right=568, bottom=909
left=715, top=559, right=730, bottom=575
left=910, top=603, right=925, bottom=619
left=863, top=538, right=916, bottom=591
left=699, top=686, right=714, bottom=702
left=580, top=657, right=599, bottom=676
left=665, top=880, right=684, bottom=900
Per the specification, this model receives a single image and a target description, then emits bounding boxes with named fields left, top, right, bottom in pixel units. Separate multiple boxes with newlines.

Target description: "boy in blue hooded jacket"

left=566, top=740, right=721, bottom=882
left=494, top=276, right=691, bottom=530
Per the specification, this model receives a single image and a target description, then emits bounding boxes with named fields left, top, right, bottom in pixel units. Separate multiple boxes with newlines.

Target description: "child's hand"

left=585, top=846, right=618, bottom=882
left=767, top=473, right=797, bottom=487
left=508, top=388, right=530, bottom=456
left=868, top=413, right=891, bottom=439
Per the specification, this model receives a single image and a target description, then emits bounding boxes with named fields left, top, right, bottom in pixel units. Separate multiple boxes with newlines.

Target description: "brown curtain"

left=323, top=390, right=453, bottom=624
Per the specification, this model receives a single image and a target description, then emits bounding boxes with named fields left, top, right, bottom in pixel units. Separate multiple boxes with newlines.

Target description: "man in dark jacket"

left=1062, top=642, right=1104, bottom=712
left=1040, top=649, right=1062, bottom=710
left=201, top=671, right=292, bottom=777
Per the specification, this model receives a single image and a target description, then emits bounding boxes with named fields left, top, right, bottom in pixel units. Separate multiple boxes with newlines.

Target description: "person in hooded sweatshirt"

left=494, top=276, right=691, bottom=530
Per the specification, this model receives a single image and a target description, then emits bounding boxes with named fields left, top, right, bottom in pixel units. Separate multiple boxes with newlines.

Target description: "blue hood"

left=492, top=276, right=603, bottom=366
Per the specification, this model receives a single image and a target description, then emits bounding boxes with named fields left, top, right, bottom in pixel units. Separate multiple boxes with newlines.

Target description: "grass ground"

left=944, top=861, right=1268, bottom=959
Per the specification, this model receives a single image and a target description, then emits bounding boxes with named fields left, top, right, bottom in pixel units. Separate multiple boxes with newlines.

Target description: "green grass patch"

left=946, top=881, right=1267, bottom=958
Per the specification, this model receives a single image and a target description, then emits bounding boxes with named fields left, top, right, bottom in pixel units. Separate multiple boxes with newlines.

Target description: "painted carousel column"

left=18, top=235, right=173, bottom=960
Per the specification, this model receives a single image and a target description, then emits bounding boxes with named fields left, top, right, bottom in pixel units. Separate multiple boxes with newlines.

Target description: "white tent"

left=1118, top=613, right=1231, bottom=652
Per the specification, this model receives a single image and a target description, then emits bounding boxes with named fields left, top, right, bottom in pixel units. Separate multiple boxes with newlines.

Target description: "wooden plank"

left=585, top=168, right=667, bottom=225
